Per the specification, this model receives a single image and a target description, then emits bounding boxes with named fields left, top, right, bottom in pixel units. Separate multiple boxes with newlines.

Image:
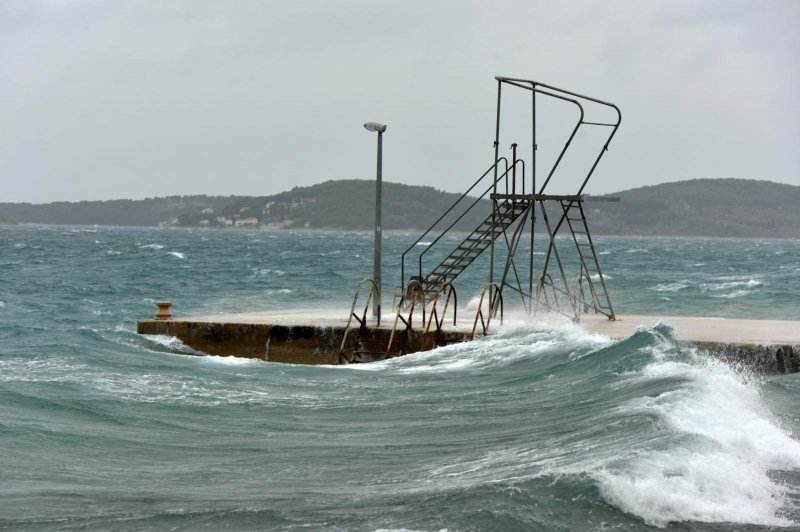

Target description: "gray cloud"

left=1, top=0, right=798, bottom=203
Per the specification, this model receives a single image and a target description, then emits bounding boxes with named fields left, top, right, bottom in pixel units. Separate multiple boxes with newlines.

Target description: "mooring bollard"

left=154, top=301, right=173, bottom=320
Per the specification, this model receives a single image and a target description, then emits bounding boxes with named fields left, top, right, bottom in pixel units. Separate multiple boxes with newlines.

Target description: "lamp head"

left=363, top=122, right=387, bottom=133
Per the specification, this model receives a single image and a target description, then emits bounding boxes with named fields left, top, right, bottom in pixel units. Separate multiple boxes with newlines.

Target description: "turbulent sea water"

left=1, top=225, right=799, bottom=531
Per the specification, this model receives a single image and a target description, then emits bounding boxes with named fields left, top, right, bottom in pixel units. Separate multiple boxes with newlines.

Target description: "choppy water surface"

left=1, top=225, right=799, bottom=531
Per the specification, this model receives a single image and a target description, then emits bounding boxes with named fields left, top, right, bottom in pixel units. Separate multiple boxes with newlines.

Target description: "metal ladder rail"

left=415, top=161, right=522, bottom=286
left=535, top=199, right=579, bottom=320
left=399, top=158, right=509, bottom=291
left=496, top=199, right=535, bottom=312
left=560, top=201, right=615, bottom=319
left=423, top=200, right=523, bottom=293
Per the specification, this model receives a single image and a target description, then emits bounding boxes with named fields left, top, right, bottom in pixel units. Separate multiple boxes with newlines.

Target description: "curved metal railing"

left=339, top=278, right=380, bottom=363
left=385, top=278, right=427, bottom=358
left=470, top=283, right=504, bottom=340
left=420, top=281, right=458, bottom=351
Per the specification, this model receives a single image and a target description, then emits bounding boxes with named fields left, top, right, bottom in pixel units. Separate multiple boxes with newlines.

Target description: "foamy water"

left=1, top=225, right=798, bottom=530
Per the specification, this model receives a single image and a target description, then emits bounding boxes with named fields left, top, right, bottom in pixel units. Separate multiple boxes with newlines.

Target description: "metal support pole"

left=530, top=88, right=536, bottom=311
left=373, top=131, right=383, bottom=324
left=490, top=79, right=502, bottom=290
left=510, top=142, right=517, bottom=197
left=364, top=121, right=387, bottom=325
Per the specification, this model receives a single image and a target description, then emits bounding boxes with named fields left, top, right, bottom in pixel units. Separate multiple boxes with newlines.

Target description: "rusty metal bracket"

left=386, top=278, right=426, bottom=358
left=470, top=283, right=504, bottom=340
left=421, top=281, right=458, bottom=351
left=339, top=277, right=380, bottom=363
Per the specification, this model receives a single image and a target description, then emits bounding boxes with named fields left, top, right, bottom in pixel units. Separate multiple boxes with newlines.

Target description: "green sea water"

left=1, top=225, right=799, bottom=531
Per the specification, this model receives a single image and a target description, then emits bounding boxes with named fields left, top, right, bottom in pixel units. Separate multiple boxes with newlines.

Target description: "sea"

left=1, top=224, right=799, bottom=531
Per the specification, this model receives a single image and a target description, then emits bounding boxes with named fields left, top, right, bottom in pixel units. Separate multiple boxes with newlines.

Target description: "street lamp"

left=363, top=121, right=386, bottom=324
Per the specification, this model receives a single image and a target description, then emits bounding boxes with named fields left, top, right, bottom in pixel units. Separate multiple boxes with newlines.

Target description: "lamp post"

left=363, top=121, right=386, bottom=324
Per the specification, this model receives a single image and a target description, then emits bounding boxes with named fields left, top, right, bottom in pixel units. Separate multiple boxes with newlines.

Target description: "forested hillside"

left=1, top=178, right=797, bottom=238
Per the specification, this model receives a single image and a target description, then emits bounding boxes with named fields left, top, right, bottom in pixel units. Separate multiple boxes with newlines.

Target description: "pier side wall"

left=695, top=342, right=799, bottom=374
left=137, top=319, right=798, bottom=373
left=137, top=320, right=471, bottom=365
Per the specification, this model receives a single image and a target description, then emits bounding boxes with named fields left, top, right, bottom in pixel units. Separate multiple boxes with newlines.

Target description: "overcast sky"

left=1, top=0, right=798, bottom=203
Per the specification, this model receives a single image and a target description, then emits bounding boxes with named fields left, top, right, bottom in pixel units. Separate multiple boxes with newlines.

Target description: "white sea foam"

left=650, top=281, right=689, bottom=292
left=139, top=243, right=165, bottom=250
left=339, top=322, right=800, bottom=529
left=465, top=295, right=484, bottom=312
left=625, top=248, right=649, bottom=253
left=88, top=371, right=315, bottom=407
left=197, top=354, right=263, bottom=366
left=712, top=289, right=754, bottom=299
left=415, top=241, right=432, bottom=247
left=702, top=278, right=762, bottom=291
left=347, top=319, right=611, bottom=375
left=265, top=288, right=292, bottom=295
left=169, top=251, right=186, bottom=259
left=144, top=334, right=187, bottom=350
left=0, top=300, right=5, bottom=308
left=258, top=268, right=286, bottom=276
left=596, top=349, right=800, bottom=527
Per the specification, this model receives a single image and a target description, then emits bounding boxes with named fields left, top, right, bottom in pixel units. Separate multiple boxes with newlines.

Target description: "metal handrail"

left=470, top=283, right=503, bottom=340
left=385, top=278, right=427, bottom=358
left=339, top=278, right=380, bottom=363
left=534, top=273, right=560, bottom=312
left=494, top=76, right=621, bottom=196
left=535, top=274, right=582, bottom=321
left=415, top=161, right=524, bottom=284
left=399, top=157, right=510, bottom=292
left=421, top=281, right=458, bottom=351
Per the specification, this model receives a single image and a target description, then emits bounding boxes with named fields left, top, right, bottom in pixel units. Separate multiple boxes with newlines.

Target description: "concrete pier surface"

left=581, top=314, right=800, bottom=346
left=137, top=310, right=799, bottom=372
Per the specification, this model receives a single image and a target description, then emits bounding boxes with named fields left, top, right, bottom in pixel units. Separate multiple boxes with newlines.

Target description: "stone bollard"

left=154, top=301, right=173, bottom=320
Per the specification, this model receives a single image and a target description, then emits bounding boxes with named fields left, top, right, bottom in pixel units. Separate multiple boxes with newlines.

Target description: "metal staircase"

left=398, top=76, right=621, bottom=323
left=423, top=200, right=530, bottom=295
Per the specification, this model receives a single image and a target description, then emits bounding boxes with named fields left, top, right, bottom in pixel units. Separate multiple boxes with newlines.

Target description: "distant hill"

left=0, top=178, right=797, bottom=238
left=0, top=195, right=246, bottom=227
left=588, top=178, right=800, bottom=238
left=195, top=180, right=489, bottom=231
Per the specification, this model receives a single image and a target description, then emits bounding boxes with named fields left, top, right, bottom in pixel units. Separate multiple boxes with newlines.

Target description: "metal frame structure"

left=400, top=76, right=620, bottom=322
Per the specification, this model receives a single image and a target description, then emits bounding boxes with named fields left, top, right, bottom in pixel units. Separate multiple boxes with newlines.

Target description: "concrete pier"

left=137, top=308, right=474, bottom=365
left=137, top=310, right=799, bottom=373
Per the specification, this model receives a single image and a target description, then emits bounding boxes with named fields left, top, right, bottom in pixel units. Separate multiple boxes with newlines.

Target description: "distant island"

left=0, top=178, right=797, bottom=238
